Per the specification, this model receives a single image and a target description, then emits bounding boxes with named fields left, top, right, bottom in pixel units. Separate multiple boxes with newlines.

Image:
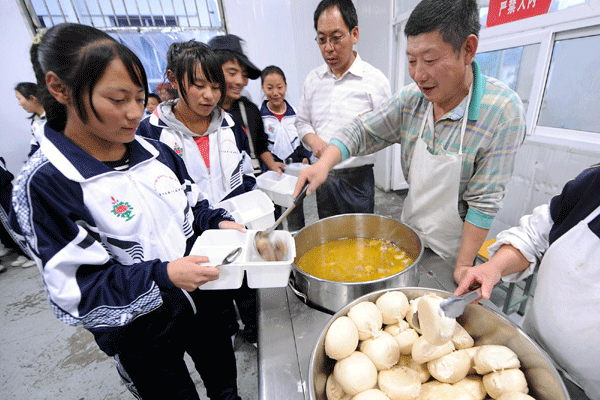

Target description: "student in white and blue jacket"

left=137, top=40, right=256, bottom=206
left=260, top=66, right=312, bottom=231
left=16, top=23, right=245, bottom=400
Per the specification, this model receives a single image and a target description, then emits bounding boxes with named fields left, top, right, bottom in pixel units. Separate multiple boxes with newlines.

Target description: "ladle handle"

left=267, top=182, right=309, bottom=234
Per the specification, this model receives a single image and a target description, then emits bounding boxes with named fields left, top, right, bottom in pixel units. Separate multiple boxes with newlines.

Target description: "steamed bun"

left=348, top=301, right=383, bottom=340
left=411, top=336, right=455, bottom=364
left=326, top=316, right=360, bottom=360
left=376, top=291, right=410, bottom=324
left=326, top=374, right=353, bottom=400
left=351, top=389, right=391, bottom=400
left=417, top=294, right=457, bottom=346
left=378, top=366, right=421, bottom=400
left=474, top=345, right=521, bottom=375
left=426, top=350, right=471, bottom=384
left=333, top=351, right=378, bottom=395
left=360, top=331, right=400, bottom=371
left=482, top=369, right=529, bottom=399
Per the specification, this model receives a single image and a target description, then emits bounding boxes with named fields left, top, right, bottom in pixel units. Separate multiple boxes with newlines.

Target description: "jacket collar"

left=40, top=124, right=159, bottom=182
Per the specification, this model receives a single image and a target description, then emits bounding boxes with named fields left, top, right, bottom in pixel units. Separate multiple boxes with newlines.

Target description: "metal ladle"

left=254, top=182, right=309, bottom=259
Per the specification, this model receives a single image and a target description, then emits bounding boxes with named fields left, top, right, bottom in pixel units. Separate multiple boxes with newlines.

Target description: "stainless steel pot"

left=309, top=288, right=570, bottom=400
left=289, top=214, right=423, bottom=314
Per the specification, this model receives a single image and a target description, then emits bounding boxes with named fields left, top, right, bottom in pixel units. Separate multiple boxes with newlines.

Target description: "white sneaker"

left=0, top=264, right=6, bottom=273
left=11, top=255, right=29, bottom=266
left=0, top=247, right=9, bottom=257
left=21, top=259, right=36, bottom=268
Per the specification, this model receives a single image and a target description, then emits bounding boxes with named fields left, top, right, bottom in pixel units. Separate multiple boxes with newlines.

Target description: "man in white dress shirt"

left=295, top=0, right=391, bottom=218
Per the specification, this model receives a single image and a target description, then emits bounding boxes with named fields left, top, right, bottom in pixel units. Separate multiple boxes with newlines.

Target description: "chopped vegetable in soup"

left=297, top=238, right=414, bottom=282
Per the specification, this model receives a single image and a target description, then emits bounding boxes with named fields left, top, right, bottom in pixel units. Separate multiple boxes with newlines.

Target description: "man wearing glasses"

left=295, top=0, right=391, bottom=219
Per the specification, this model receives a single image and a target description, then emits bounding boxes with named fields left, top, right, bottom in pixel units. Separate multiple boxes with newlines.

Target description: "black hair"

left=166, top=40, right=226, bottom=107
left=313, top=0, right=358, bottom=32
left=15, top=82, right=41, bottom=119
left=213, top=49, right=242, bottom=69
left=30, top=23, right=149, bottom=132
left=404, top=0, right=481, bottom=53
left=260, top=65, right=287, bottom=85
left=147, top=93, right=161, bottom=103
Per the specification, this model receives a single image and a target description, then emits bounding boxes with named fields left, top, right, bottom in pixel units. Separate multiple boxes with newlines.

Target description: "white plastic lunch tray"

left=215, top=190, right=275, bottom=230
left=190, top=229, right=295, bottom=290
left=256, top=171, right=297, bottom=208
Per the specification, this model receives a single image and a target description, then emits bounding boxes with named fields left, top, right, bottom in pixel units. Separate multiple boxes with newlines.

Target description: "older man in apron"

left=454, top=163, right=600, bottom=400
left=294, top=0, right=526, bottom=270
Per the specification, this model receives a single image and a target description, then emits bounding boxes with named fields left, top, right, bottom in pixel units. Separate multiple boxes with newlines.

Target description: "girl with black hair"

left=137, top=40, right=256, bottom=205
left=13, top=22, right=244, bottom=400
left=15, top=81, right=46, bottom=157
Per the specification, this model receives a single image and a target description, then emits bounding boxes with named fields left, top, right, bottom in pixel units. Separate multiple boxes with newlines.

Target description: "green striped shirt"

left=331, top=61, right=526, bottom=229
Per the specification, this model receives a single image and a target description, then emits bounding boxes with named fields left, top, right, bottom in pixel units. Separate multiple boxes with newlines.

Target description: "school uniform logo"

left=111, top=196, right=135, bottom=221
left=268, top=125, right=275, bottom=133
left=173, top=142, right=184, bottom=158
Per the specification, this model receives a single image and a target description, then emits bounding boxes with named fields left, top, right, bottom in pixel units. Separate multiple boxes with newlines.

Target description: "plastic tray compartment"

left=283, top=162, right=309, bottom=177
left=215, top=190, right=275, bottom=230
left=256, top=170, right=297, bottom=208
left=190, top=229, right=295, bottom=290
left=190, top=229, right=247, bottom=290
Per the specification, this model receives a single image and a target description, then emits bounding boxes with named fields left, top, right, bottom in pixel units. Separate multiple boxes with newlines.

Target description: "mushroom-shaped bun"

left=376, top=291, right=410, bottom=325
left=326, top=374, right=353, bottom=400
left=351, top=388, right=391, bottom=400
left=417, top=294, right=457, bottom=346
left=383, top=320, right=410, bottom=336
left=360, top=331, right=400, bottom=371
left=333, top=351, right=378, bottom=395
left=377, top=366, right=421, bottom=400
left=453, top=375, right=487, bottom=400
left=387, top=327, right=419, bottom=355
left=326, top=316, right=360, bottom=360
left=497, top=393, right=536, bottom=400
left=397, top=355, right=430, bottom=383
left=462, top=346, right=481, bottom=375
left=482, top=369, right=528, bottom=399
left=417, top=382, right=472, bottom=400
left=411, top=336, right=455, bottom=364
left=426, top=349, right=472, bottom=384
left=474, top=345, right=521, bottom=375
left=451, top=323, right=474, bottom=350
left=348, top=301, right=383, bottom=340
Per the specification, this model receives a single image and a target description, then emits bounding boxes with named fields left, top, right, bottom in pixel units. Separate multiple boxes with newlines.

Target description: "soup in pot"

left=296, top=238, right=414, bottom=282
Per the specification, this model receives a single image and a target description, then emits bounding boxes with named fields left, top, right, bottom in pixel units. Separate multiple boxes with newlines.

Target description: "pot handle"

left=288, top=274, right=308, bottom=304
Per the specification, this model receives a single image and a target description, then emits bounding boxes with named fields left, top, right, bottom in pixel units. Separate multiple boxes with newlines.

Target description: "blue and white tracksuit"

left=259, top=100, right=312, bottom=163
left=137, top=101, right=256, bottom=206
left=10, top=123, right=232, bottom=356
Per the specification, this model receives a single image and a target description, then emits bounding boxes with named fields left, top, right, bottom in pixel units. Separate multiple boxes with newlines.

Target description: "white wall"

left=1, top=1, right=37, bottom=174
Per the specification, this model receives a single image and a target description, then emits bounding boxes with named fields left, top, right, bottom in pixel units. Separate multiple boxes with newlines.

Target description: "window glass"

left=475, top=44, right=539, bottom=113
left=537, top=34, right=600, bottom=133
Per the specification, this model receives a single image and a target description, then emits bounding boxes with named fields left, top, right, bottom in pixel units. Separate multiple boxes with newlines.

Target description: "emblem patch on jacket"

left=111, top=196, right=135, bottom=221
left=173, top=142, right=184, bottom=158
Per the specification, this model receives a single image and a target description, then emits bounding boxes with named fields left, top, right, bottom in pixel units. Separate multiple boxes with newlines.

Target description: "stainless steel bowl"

left=289, top=214, right=423, bottom=314
left=308, top=287, right=570, bottom=400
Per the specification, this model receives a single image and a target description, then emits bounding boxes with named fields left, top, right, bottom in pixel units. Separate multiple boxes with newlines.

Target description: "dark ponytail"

left=30, top=23, right=149, bottom=132
left=166, top=40, right=225, bottom=106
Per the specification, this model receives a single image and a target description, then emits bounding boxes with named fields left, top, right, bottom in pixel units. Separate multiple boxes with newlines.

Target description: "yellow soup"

left=296, top=238, right=414, bottom=282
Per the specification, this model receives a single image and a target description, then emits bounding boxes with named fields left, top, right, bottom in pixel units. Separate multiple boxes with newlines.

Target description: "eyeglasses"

left=315, top=32, right=349, bottom=47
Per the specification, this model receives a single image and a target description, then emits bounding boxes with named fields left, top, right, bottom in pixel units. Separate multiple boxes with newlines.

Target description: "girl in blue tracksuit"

left=136, top=40, right=256, bottom=206
left=14, top=23, right=244, bottom=400
left=137, top=40, right=259, bottom=346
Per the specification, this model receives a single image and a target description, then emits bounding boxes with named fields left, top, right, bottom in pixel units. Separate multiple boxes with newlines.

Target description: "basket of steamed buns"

left=308, top=288, right=569, bottom=400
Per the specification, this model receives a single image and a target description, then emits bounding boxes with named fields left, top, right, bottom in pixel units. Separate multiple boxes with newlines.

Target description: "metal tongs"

left=439, top=286, right=482, bottom=318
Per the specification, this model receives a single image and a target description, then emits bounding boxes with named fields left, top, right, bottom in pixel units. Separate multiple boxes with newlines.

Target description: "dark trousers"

left=217, top=275, right=257, bottom=343
left=316, top=164, right=375, bottom=219
left=117, top=292, right=240, bottom=400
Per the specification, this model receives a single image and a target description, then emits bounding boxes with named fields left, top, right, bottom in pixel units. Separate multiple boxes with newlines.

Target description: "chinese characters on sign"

left=487, top=0, right=552, bottom=27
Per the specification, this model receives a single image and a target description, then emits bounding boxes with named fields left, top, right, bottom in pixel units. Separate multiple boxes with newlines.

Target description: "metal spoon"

left=217, top=247, right=242, bottom=267
left=254, top=182, right=309, bottom=259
